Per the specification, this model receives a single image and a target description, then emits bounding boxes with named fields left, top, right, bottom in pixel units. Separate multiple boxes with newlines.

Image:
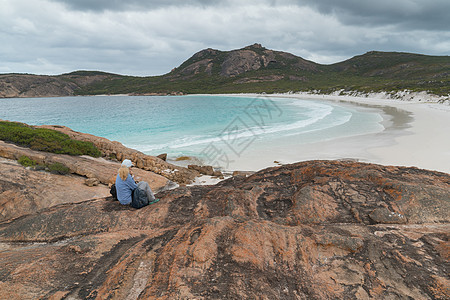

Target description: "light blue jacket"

left=115, top=174, right=137, bottom=205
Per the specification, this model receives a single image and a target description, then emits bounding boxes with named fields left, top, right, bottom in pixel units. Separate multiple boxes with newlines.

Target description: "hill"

left=0, top=71, right=123, bottom=98
left=1, top=44, right=449, bottom=97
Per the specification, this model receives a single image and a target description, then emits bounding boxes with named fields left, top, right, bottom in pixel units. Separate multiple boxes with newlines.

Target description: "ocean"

left=0, top=94, right=384, bottom=169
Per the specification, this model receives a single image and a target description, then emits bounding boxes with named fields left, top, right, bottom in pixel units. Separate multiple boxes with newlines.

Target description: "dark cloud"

left=37, top=0, right=450, bottom=31
left=304, top=0, right=450, bottom=31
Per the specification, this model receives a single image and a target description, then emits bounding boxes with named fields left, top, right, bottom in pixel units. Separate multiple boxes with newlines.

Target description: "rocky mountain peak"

left=191, top=47, right=218, bottom=60
left=171, top=43, right=318, bottom=79
left=243, top=43, right=265, bottom=50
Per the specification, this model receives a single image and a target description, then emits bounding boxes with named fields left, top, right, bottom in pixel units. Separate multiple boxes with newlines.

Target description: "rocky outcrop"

left=0, top=158, right=110, bottom=222
left=180, top=59, right=214, bottom=76
left=221, top=49, right=265, bottom=77
left=173, top=43, right=319, bottom=80
left=188, top=164, right=215, bottom=176
left=0, top=141, right=170, bottom=189
left=220, top=44, right=318, bottom=77
left=0, top=161, right=448, bottom=299
left=188, top=164, right=224, bottom=178
left=37, top=124, right=199, bottom=184
left=156, top=153, right=167, bottom=161
left=0, top=140, right=174, bottom=222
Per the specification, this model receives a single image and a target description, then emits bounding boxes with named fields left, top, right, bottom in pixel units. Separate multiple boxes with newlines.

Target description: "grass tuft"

left=18, top=155, right=37, bottom=167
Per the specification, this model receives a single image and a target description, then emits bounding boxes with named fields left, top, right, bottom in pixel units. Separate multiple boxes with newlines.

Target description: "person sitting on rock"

left=115, top=159, right=159, bottom=208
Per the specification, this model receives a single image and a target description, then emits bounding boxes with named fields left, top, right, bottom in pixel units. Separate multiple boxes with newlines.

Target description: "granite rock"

left=84, top=177, right=100, bottom=187
left=0, top=158, right=109, bottom=222
left=0, top=141, right=170, bottom=189
left=156, top=153, right=167, bottom=161
left=188, top=164, right=214, bottom=176
left=0, top=161, right=448, bottom=299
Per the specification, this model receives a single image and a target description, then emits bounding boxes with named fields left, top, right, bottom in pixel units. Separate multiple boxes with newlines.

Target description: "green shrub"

left=18, top=155, right=37, bottom=167
left=17, top=156, right=70, bottom=175
left=0, top=121, right=102, bottom=157
left=47, top=163, right=70, bottom=175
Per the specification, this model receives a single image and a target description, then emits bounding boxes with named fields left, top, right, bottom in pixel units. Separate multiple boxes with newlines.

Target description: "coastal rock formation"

left=0, top=158, right=110, bottom=222
left=188, top=164, right=215, bottom=176
left=0, top=161, right=448, bottom=299
left=37, top=124, right=199, bottom=184
left=0, top=139, right=175, bottom=222
left=156, top=153, right=167, bottom=161
left=0, top=141, right=170, bottom=190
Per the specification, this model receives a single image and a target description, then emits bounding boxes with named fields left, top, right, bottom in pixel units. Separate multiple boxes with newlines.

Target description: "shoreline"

left=2, top=92, right=449, bottom=177
left=202, top=92, right=450, bottom=174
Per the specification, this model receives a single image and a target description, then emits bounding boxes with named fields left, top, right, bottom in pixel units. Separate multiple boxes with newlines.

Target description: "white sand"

left=187, top=175, right=232, bottom=186
left=362, top=100, right=449, bottom=173
left=218, top=92, right=450, bottom=174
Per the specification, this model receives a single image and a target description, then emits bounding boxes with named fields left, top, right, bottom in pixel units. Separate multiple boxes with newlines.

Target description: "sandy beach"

left=218, top=92, right=450, bottom=174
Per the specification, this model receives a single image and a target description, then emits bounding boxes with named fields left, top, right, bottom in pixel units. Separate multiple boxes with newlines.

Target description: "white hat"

left=121, top=159, right=133, bottom=168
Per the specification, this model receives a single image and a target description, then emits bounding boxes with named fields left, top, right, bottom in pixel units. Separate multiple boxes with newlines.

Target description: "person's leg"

left=137, top=181, right=156, bottom=202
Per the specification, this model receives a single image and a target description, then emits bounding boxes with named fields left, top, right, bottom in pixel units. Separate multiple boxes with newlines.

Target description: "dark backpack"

left=110, top=184, right=118, bottom=200
left=131, top=188, right=149, bottom=209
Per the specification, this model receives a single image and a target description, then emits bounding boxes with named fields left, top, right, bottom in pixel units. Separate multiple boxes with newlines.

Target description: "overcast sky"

left=1, top=0, right=449, bottom=76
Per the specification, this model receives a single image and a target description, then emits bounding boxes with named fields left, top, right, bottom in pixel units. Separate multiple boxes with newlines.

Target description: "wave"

left=283, top=113, right=352, bottom=137
left=259, top=102, right=334, bottom=135
left=130, top=101, right=348, bottom=152
left=130, top=134, right=228, bottom=152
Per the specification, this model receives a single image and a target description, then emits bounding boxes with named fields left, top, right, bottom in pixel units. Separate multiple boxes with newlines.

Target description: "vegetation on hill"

left=71, top=45, right=450, bottom=96
left=1, top=45, right=449, bottom=97
left=0, top=121, right=101, bottom=157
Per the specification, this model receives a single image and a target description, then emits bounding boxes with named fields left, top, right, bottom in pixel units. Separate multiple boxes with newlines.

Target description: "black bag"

left=131, top=188, right=149, bottom=209
left=110, top=184, right=118, bottom=200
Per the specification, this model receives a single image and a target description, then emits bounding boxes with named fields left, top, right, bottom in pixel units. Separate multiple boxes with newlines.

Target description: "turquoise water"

left=0, top=95, right=384, bottom=167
